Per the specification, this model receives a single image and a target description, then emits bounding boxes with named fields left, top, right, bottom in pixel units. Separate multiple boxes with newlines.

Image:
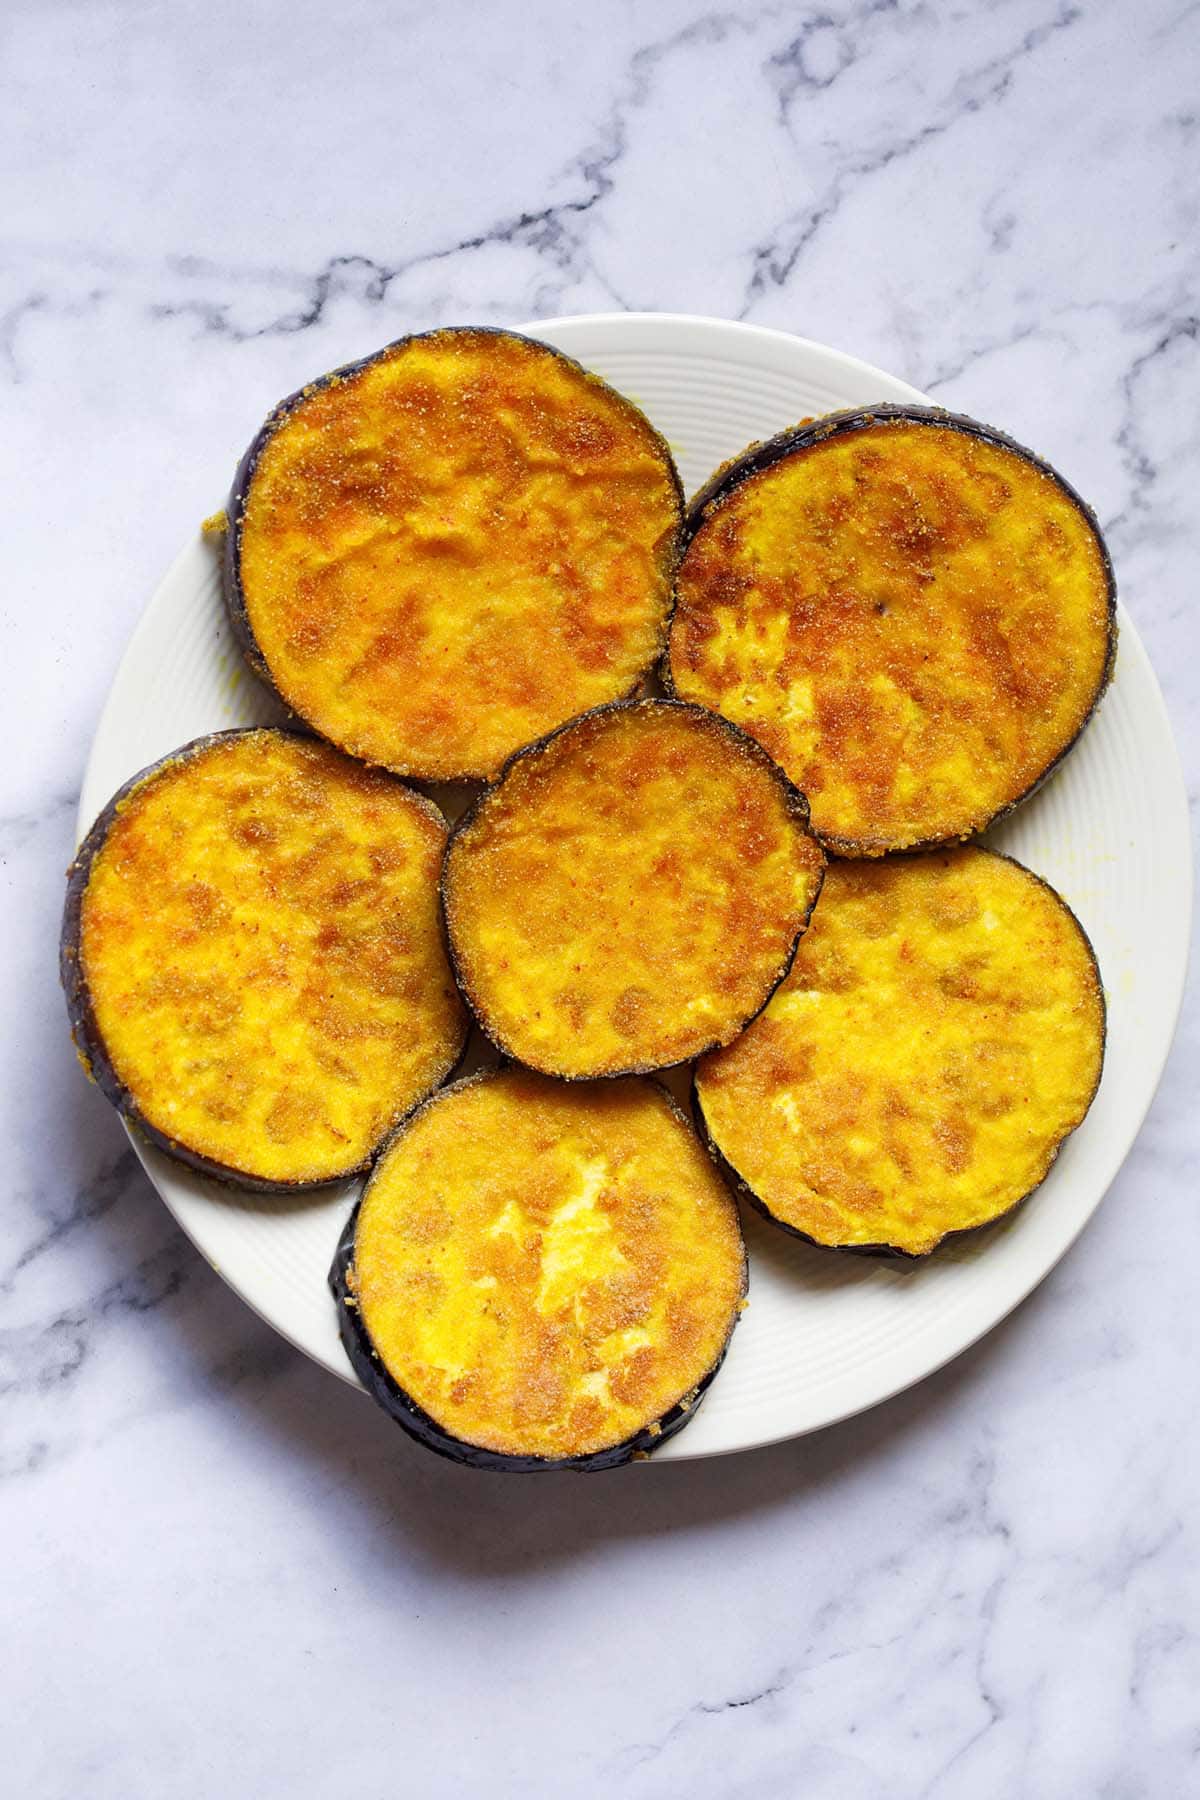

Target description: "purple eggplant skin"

left=689, top=851, right=1108, bottom=1263
left=664, top=403, right=1119, bottom=858
left=439, top=697, right=826, bottom=1081
left=328, top=1070, right=747, bottom=1472
left=60, top=728, right=466, bottom=1197
left=222, top=325, right=686, bottom=728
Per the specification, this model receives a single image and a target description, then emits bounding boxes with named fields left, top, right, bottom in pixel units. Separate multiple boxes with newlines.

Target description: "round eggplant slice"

left=62, top=729, right=468, bottom=1191
left=441, top=699, right=826, bottom=1078
left=668, top=405, right=1116, bottom=856
left=694, top=848, right=1105, bottom=1258
left=225, top=326, right=684, bottom=781
left=330, top=1067, right=747, bottom=1469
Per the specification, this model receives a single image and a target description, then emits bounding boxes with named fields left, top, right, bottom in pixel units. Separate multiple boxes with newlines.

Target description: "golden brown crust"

left=695, top=848, right=1105, bottom=1256
left=351, top=1068, right=746, bottom=1460
left=669, top=412, right=1114, bottom=854
left=441, top=700, right=826, bottom=1077
left=69, top=730, right=468, bottom=1187
left=230, top=328, right=683, bottom=780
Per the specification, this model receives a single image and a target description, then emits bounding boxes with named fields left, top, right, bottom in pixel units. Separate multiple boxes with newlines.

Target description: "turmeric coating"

left=75, top=731, right=467, bottom=1185
left=233, top=329, right=682, bottom=779
left=670, top=417, right=1113, bottom=853
left=352, top=1069, right=746, bottom=1459
left=442, top=701, right=826, bottom=1077
left=695, top=849, right=1105, bottom=1255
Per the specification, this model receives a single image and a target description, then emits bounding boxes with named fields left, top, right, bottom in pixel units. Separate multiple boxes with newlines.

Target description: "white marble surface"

left=4, top=1, right=1198, bottom=1793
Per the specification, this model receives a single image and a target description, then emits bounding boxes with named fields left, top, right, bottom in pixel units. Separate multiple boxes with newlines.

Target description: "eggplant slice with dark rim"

left=667, top=404, right=1117, bottom=857
left=225, top=326, right=684, bottom=782
left=440, top=698, right=826, bottom=1080
left=61, top=728, right=468, bottom=1191
left=694, top=846, right=1105, bottom=1258
left=330, top=1066, right=748, bottom=1470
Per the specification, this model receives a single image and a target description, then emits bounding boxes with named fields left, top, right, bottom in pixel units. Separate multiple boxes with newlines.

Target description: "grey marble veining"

left=3, top=1, right=1198, bottom=1793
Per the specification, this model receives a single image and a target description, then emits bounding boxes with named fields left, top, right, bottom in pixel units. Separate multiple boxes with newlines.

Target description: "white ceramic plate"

left=79, top=313, right=1191, bottom=1460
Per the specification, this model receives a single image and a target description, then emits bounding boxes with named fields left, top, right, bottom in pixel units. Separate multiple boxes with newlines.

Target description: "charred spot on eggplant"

left=61, top=728, right=468, bottom=1191
left=225, top=326, right=684, bottom=782
left=440, top=699, right=825, bottom=1079
left=667, top=405, right=1116, bottom=856
left=694, top=847, right=1105, bottom=1258
left=329, top=1067, right=747, bottom=1470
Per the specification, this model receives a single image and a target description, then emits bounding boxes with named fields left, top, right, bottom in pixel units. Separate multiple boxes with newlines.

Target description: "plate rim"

left=76, top=310, right=1194, bottom=1462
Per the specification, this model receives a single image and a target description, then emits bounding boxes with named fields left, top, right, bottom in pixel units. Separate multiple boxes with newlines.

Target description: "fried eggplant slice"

left=62, top=729, right=468, bottom=1189
left=226, top=327, right=683, bottom=779
left=668, top=406, right=1116, bottom=855
left=441, top=700, right=825, bottom=1078
left=694, top=848, right=1105, bottom=1256
left=330, top=1067, right=747, bottom=1468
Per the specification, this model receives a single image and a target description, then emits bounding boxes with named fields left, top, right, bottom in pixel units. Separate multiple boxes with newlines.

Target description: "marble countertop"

left=5, top=1, right=1198, bottom=1793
